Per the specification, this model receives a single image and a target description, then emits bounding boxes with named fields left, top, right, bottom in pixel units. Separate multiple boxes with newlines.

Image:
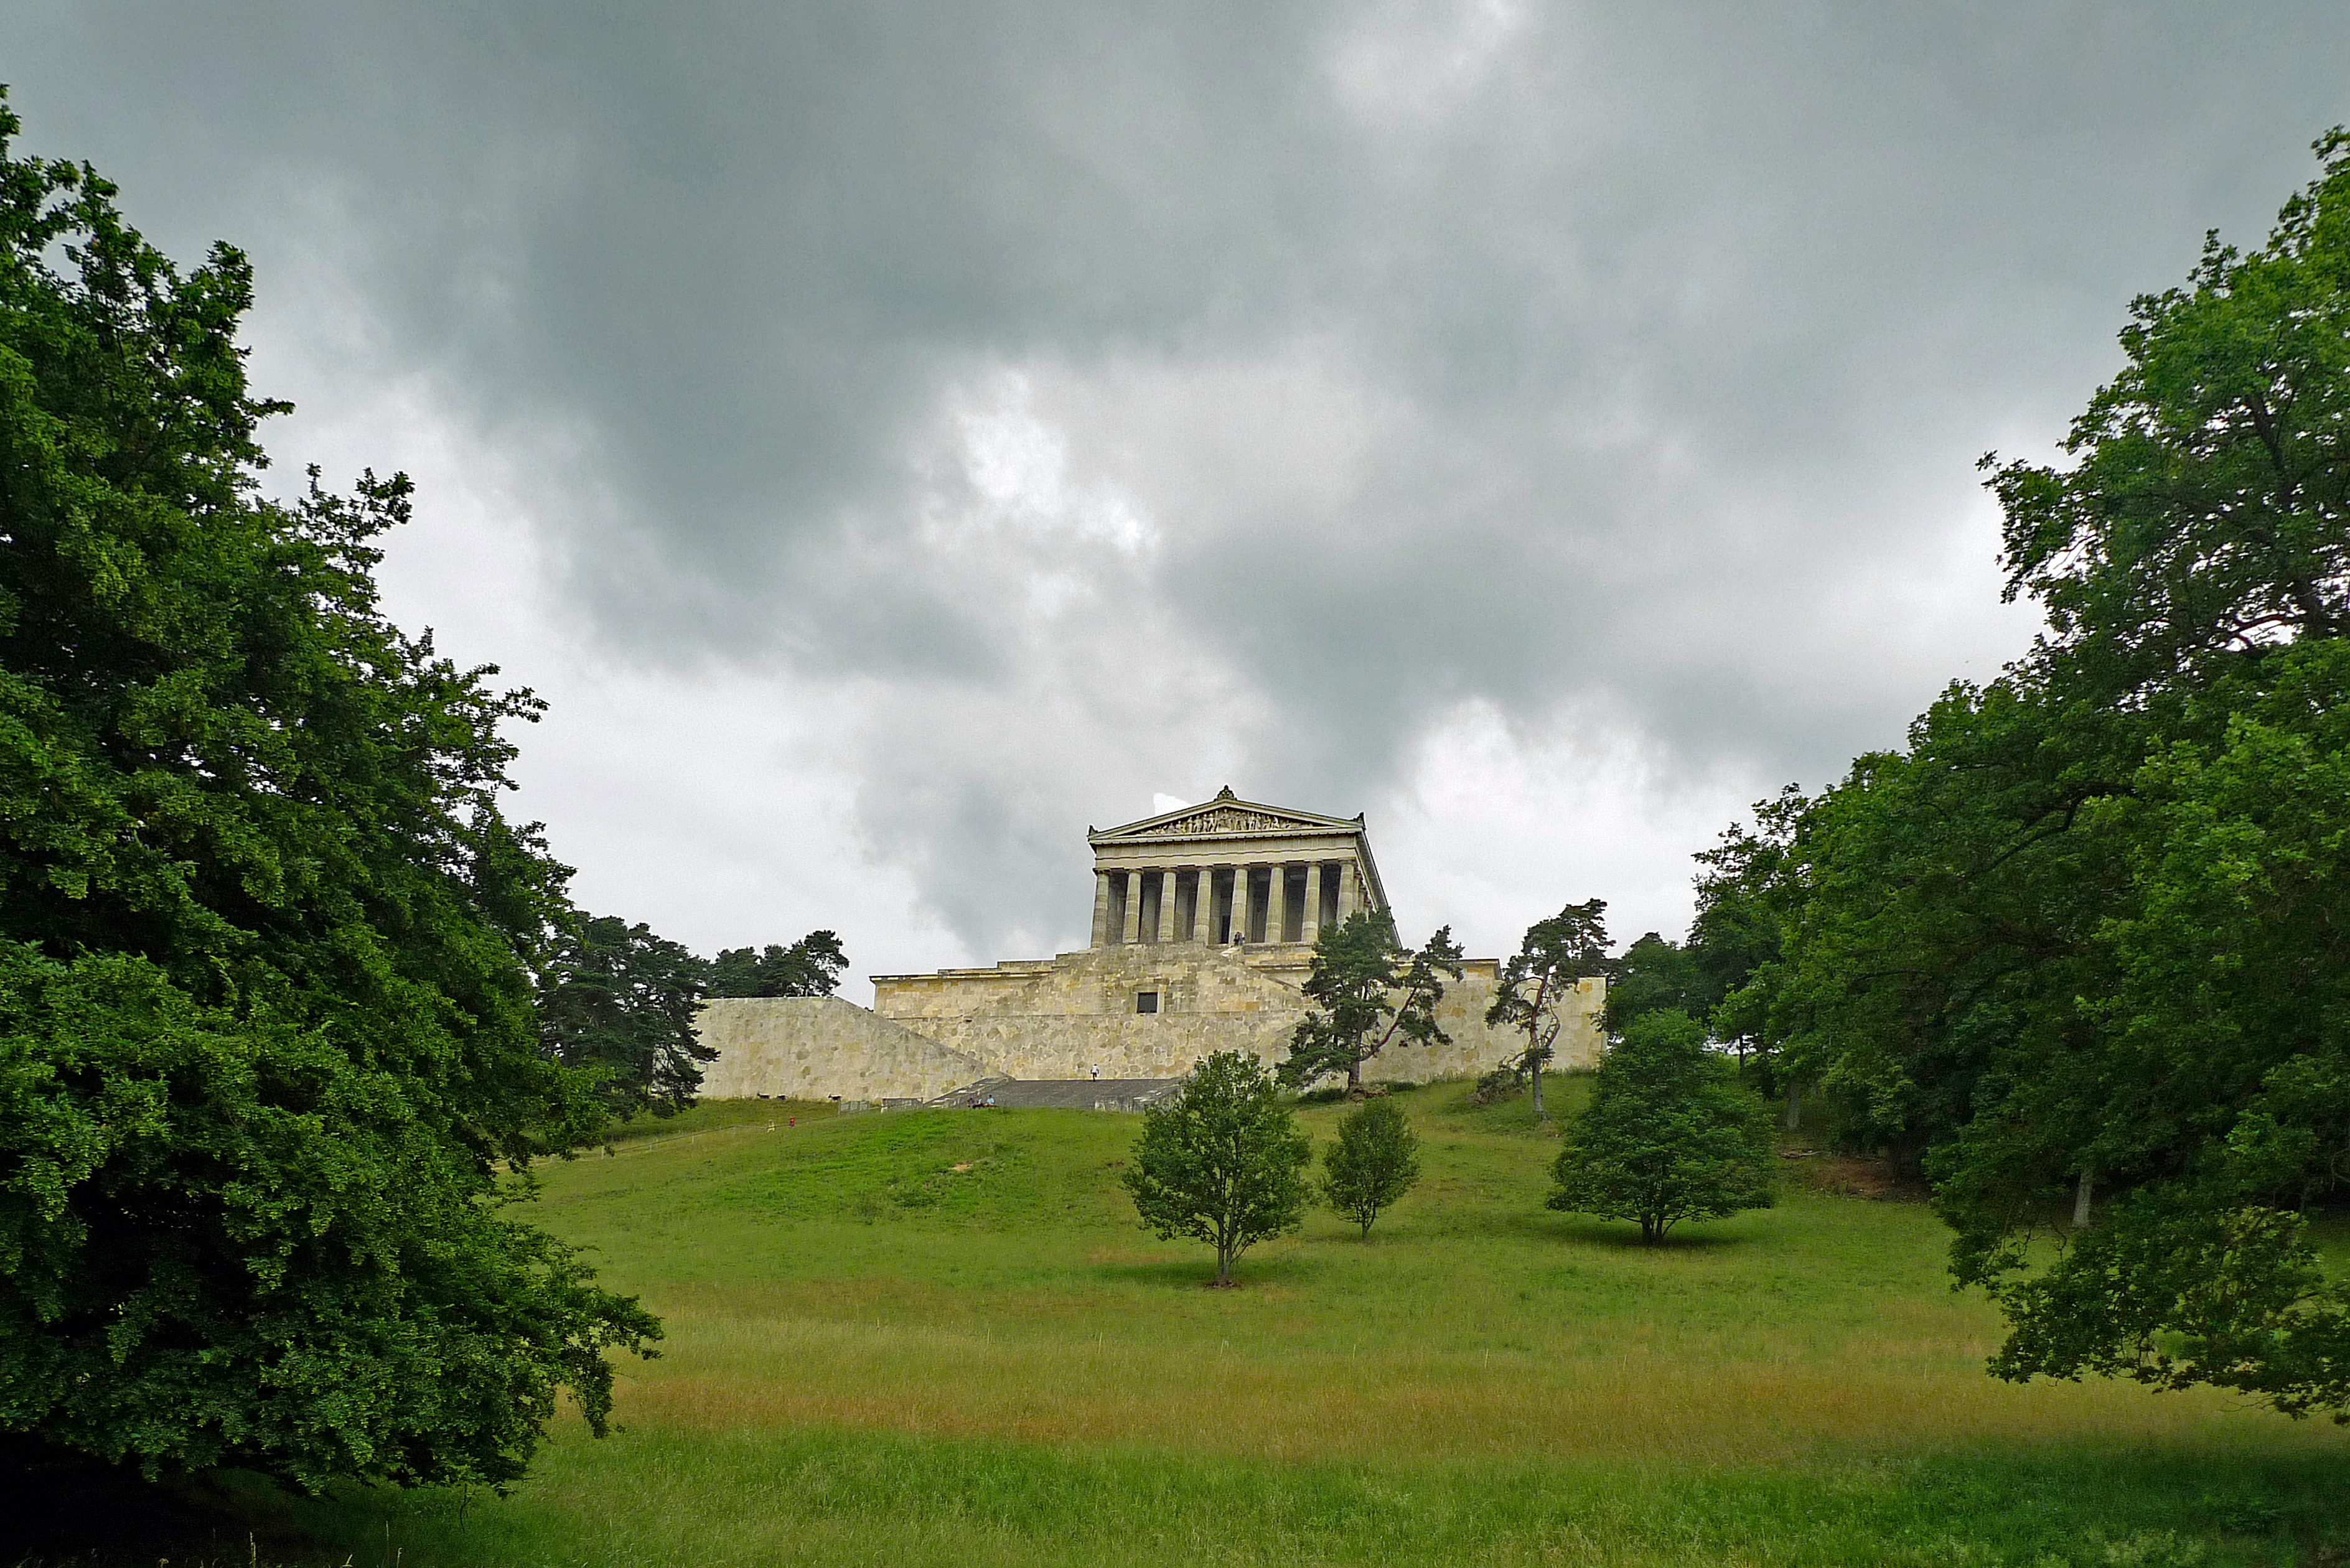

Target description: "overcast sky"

left=6, top=4, right=2346, bottom=992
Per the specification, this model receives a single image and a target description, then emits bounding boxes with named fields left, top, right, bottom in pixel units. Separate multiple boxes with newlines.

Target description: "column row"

left=1093, top=861, right=1365, bottom=947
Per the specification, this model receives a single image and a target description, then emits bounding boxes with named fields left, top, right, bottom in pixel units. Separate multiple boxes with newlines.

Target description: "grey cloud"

left=7, top=1, right=2348, bottom=958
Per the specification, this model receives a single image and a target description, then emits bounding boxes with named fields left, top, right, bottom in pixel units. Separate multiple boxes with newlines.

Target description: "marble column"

left=1121, top=870, right=1143, bottom=945
left=1268, top=862, right=1289, bottom=945
left=1300, top=863, right=1322, bottom=946
left=1176, top=868, right=1198, bottom=942
left=1215, top=867, right=1237, bottom=943
left=1336, top=861, right=1360, bottom=922
left=1234, top=864, right=1255, bottom=943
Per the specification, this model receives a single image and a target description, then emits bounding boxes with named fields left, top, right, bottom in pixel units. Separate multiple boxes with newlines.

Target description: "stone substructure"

left=696, top=789, right=1605, bottom=1102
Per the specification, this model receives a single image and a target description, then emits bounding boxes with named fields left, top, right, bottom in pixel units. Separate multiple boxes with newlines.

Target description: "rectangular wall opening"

left=1136, top=991, right=1159, bottom=1014
left=1319, top=862, right=1342, bottom=931
left=1107, top=871, right=1129, bottom=944
left=1283, top=865, right=1308, bottom=942
left=1141, top=870, right=1163, bottom=943
left=1247, top=867, right=1268, bottom=943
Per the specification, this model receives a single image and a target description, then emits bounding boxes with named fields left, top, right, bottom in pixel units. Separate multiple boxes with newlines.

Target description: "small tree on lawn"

left=1320, top=1096, right=1421, bottom=1238
left=1278, top=910, right=1464, bottom=1094
left=1122, top=1050, right=1312, bottom=1286
left=1485, top=898, right=1610, bottom=1120
left=1550, top=1009, right=1775, bottom=1244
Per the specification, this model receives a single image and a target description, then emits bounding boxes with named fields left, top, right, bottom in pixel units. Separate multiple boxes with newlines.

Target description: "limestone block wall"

left=871, top=945, right=1604, bottom=1081
left=871, top=945, right=1303, bottom=1079
left=1439, top=970, right=1608, bottom=1073
left=696, top=996, right=991, bottom=1101
left=693, top=945, right=1610, bottom=1100
left=871, top=946, right=1291, bottom=1022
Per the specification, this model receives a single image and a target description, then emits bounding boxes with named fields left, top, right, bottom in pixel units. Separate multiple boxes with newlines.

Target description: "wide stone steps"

left=928, top=1075, right=1180, bottom=1111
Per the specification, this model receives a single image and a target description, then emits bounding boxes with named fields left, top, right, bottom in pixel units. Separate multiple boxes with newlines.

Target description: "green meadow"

left=218, top=1081, right=2344, bottom=1566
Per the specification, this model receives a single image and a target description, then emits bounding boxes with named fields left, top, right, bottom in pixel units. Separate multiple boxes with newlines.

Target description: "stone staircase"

left=928, top=1075, right=1181, bottom=1113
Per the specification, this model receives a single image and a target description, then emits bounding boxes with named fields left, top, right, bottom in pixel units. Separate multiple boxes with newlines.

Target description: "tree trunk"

left=1783, top=1078, right=1802, bottom=1132
left=1215, top=1243, right=1234, bottom=1286
left=1346, top=1058, right=1362, bottom=1095
left=1530, top=1064, right=1545, bottom=1120
left=2072, top=1169, right=2094, bottom=1230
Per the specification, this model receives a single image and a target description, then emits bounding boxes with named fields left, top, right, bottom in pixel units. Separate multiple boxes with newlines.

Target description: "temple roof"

left=1088, top=785, right=1364, bottom=844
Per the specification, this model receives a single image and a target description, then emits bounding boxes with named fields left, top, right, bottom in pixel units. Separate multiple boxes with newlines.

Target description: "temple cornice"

left=1087, top=785, right=1365, bottom=846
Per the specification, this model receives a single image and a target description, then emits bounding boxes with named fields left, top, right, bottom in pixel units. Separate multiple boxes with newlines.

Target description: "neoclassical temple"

left=1087, top=787, right=1386, bottom=950
left=698, top=790, right=1604, bottom=1103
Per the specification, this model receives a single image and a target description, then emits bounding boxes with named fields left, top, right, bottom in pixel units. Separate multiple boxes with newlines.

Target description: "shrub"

left=1319, top=1096, right=1421, bottom=1238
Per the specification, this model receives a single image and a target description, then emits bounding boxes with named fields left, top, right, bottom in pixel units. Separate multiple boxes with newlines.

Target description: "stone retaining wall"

left=698, top=943, right=1604, bottom=1099
left=696, top=995, right=990, bottom=1102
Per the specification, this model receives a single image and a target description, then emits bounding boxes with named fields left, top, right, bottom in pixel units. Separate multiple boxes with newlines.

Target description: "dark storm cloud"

left=8, top=2, right=2349, bottom=957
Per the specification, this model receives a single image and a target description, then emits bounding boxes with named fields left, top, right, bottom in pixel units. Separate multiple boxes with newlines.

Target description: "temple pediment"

left=1090, top=786, right=1363, bottom=845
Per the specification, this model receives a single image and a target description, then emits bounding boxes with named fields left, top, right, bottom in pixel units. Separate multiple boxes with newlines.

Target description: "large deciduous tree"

left=1718, top=132, right=2350, bottom=1419
left=1278, top=910, right=1463, bottom=1094
left=0, top=100, right=657, bottom=1492
left=1549, top=1010, right=1776, bottom=1245
left=1121, top=1050, right=1312, bottom=1286
left=1485, top=899, right=1608, bottom=1120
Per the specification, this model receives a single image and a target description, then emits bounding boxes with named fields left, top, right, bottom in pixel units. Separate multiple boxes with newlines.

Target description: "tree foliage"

left=1600, top=930, right=1708, bottom=1037
left=0, top=99, right=657, bottom=1491
left=1690, top=786, right=1802, bottom=1087
left=1319, top=1095, right=1421, bottom=1238
left=706, top=930, right=846, bottom=999
left=1714, top=132, right=2350, bottom=1418
left=1549, top=1010, right=1776, bottom=1244
left=1485, top=898, right=1607, bottom=1118
left=1278, top=910, right=1463, bottom=1093
left=1121, top=1050, right=1311, bottom=1285
left=538, top=914, right=714, bottom=1118
left=1683, top=817, right=1789, bottom=1026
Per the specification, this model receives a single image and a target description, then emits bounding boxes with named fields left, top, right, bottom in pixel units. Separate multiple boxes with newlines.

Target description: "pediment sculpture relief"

left=1155, top=806, right=1318, bottom=836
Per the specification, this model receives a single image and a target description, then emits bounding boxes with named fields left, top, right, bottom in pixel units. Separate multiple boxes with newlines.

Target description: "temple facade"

left=697, top=790, right=1604, bottom=1103
left=1085, top=786, right=1387, bottom=948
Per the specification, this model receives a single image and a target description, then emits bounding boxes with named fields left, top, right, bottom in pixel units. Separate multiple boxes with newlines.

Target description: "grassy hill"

left=149, top=1080, right=2350, bottom=1565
